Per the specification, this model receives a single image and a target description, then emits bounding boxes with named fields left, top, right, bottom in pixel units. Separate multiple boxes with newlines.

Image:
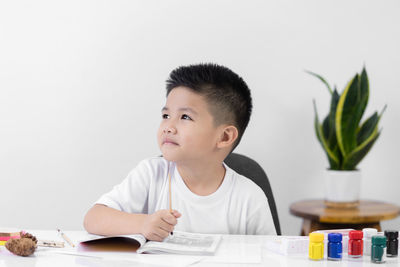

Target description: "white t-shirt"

left=96, top=157, right=276, bottom=235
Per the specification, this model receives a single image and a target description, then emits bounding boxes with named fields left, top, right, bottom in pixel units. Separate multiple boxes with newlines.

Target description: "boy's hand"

left=141, top=210, right=181, bottom=241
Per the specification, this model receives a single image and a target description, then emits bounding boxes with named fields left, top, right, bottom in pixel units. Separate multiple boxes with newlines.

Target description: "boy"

left=84, top=63, right=276, bottom=241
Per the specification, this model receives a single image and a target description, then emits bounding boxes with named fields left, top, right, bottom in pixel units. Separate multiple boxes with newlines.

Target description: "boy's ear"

left=217, top=125, right=238, bottom=149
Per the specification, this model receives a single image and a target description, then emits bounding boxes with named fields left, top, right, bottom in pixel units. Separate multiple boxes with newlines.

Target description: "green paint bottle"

left=371, top=235, right=386, bottom=263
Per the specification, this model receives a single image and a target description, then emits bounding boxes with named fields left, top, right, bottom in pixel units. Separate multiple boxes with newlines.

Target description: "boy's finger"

left=154, top=227, right=169, bottom=240
left=150, top=232, right=164, bottom=242
left=162, top=214, right=178, bottom=225
left=159, top=221, right=174, bottom=233
left=171, top=210, right=181, bottom=218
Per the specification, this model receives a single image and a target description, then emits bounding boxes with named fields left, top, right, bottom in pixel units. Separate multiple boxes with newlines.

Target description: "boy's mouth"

left=162, top=138, right=179, bottom=146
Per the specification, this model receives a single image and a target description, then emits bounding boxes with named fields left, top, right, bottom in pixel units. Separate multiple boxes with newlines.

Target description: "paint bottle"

left=348, top=230, right=363, bottom=258
left=363, top=228, right=378, bottom=256
left=327, top=233, right=342, bottom=261
left=309, top=233, right=324, bottom=261
left=371, top=235, right=386, bottom=263
left=384, top=230, right=398, bottom=257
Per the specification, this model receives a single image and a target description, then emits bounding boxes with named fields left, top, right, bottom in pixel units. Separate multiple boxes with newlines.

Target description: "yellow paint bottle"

left=309, top=233, right=324, bottom=260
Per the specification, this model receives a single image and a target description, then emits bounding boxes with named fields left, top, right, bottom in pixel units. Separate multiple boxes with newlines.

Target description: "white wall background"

left=1, top=0, right=399, bottom=235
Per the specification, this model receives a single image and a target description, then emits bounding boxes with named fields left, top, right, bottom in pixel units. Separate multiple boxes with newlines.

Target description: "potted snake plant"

left=308, top=67, right=386, bottom=208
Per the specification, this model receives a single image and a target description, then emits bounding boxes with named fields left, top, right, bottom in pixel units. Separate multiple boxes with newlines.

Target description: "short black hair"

left=166, top=63, right=252, bottom=151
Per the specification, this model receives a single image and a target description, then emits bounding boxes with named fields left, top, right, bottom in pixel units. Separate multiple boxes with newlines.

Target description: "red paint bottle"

left=349, top=230, right=363, bottom=258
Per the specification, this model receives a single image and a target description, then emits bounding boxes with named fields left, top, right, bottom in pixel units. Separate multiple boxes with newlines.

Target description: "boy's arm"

left=83, top=204, right=181, bottom=241
left=84, top=204, right=146, bottom=236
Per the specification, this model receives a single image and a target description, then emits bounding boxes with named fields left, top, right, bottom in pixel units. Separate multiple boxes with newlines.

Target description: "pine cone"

left=5, top=238, right=36, bottom=256
left=20, top=232, right=38, bottom=244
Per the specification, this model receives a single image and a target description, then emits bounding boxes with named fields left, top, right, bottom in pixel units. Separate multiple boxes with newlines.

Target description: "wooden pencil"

left=57, top=229, right=75, bottom=247
left=168, top=172, right=172, bottom=213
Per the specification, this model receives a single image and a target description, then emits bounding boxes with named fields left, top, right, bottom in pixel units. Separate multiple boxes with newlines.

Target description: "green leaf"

left=378, top=104, right=387, bottom=122
left=306, top=70, right=333, bottom=94
left=356, top=104, right=386, bottom=147
left=357, top=67, right=370, bottom=124
left=313, top=100, right=340, bottom=168
left=360, top=67, right=369, bottom=117
left=321, top=89, right=341, bottom=168
left=313, top=99, right=323, bottom=145
left=327, top=89, right=340, bottom=150
left=331, top=145, right=342, bottom=169
left=342, top=131, right=380, bottom=170
left=336, top=74, right=363, bottom=156
left=357, top=112, right=378, bottom=145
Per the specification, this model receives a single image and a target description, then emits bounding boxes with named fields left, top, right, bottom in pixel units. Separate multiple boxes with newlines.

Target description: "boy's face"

left=157, top=86, right=222, bottom=163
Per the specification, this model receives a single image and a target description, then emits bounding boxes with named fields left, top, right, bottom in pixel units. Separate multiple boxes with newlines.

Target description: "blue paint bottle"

left=328, top=233, right=342, bottom=261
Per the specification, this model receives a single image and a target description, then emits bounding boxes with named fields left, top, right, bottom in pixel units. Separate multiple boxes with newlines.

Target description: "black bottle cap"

left=384, top=230, right=398, bottom=239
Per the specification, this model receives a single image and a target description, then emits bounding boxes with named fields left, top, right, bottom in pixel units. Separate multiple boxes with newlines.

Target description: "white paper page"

left=138, top=231, right=221, bottom=255
left=201, top=241, right=261, bottom=263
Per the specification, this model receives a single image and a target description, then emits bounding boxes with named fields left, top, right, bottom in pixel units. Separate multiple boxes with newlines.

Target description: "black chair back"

left=225, top=152, right=281, bottom=235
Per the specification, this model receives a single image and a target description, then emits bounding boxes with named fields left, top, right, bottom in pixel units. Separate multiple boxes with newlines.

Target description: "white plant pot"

left=324, top=170, right=361, bottom=208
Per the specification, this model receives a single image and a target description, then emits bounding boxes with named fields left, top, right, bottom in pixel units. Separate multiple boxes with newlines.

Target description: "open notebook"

left=80, top=231, right=221, bottom=256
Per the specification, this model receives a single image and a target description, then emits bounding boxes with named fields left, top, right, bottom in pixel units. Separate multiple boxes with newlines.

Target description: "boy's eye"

left=162, top=114, right=169, bottom=119
left=181, top=114, right=192, bottom=120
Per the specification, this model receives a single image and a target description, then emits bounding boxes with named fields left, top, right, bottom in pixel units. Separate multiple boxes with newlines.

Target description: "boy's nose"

left=163, top=126, right=177, bottom=134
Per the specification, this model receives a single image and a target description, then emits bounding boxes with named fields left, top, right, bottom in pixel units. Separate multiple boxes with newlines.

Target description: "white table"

left=0, top=230, right=399, bottom=267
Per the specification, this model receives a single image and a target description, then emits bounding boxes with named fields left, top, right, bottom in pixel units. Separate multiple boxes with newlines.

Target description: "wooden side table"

left=289, top=199, right=400, bottom=236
